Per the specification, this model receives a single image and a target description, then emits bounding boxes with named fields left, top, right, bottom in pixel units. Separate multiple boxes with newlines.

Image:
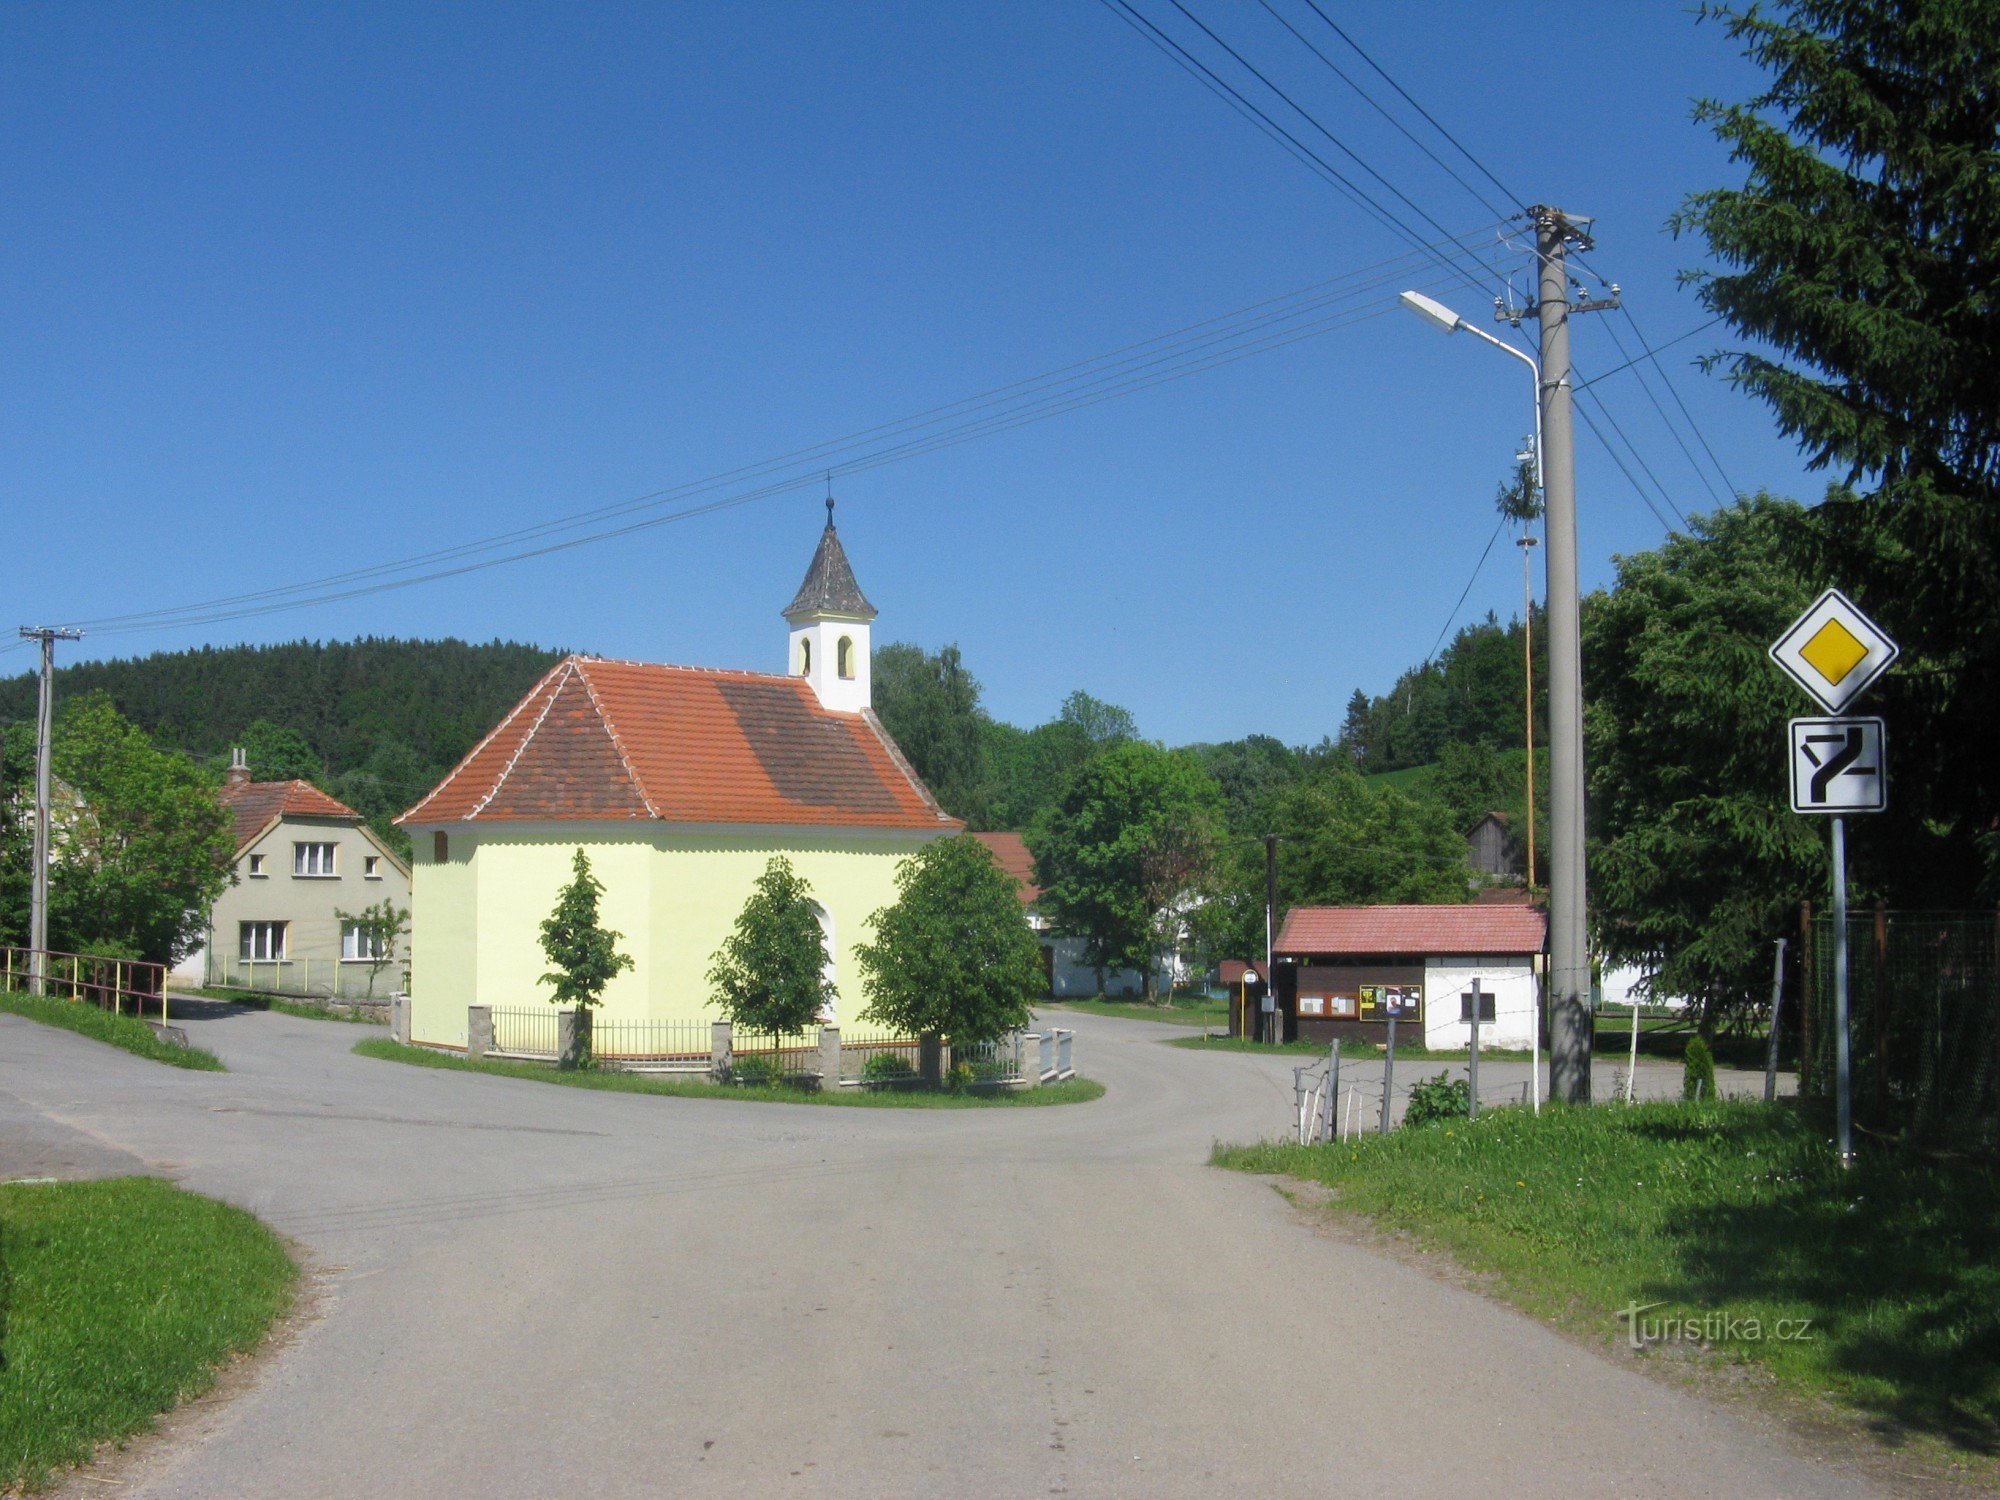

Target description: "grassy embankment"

left=1218, top=1100, right=2000, bottom=1459
left=175, top=986, right=385, bottom=1024
left=354, top=1037, right=1104, bottom=1107
left=0, top=990, right=223, bottom=1071
left=0, top=1178, right=297, bottom=1492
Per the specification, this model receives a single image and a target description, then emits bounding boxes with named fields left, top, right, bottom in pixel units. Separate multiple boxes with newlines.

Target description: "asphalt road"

left=2, top=1005, right=1869, bottom=1498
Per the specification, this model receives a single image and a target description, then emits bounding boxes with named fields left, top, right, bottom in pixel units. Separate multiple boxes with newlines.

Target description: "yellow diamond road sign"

left=1770, top=588, right=1899, bottom=713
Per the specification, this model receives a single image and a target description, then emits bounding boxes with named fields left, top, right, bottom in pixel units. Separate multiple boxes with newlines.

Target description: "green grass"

left=1040, top=996, right=1227, bottom=1026
left=1166, top=1033, right=1532, bottom=1061
left=0, top=1177, right=297, bottom=1491
left=1594, top=1014, right=1775, bottom=1071
left=0, top=990, right=224, bottom=1071
left=354, top=1037, right=1105, bottom=1107
left=1217, top=1100, right=2000, bottom=1457
left=175, top=987, right=384, bottom=1024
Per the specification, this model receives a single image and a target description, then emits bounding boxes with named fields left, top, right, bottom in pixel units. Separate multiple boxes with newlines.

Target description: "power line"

left=1294, top=0, right=1528, bottom=214
left=1596, top=315, right=1726, bottom=508
left=1573, top=397, right=1684, bottom=533
left=1422, top=513, right=1508, bottom=667
left=63, top=253, right=1491, bottom=640
left=1250, top=0, right=1513, bottom=223
left=1613, top=306, right=1743, bottom=500
left=1572, top=316, right=1722, bottom=390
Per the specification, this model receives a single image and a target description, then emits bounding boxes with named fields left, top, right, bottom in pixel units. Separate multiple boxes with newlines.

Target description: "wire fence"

left=1804, top=908, right=1997, bottom=1146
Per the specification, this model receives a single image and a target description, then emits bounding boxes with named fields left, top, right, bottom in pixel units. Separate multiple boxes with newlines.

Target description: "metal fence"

left=2, top=946, right=168, bottom=1021
left=1804, top=908, right=1997, bottom=1145
left=492, top=1007, right=561, bottom=1059
left=590, top=1018, right=712, bottom=1070
left=207, top=953, right=406, bottom=1002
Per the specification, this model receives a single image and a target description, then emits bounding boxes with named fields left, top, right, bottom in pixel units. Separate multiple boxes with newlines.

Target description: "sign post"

left=1770, top=589, right=1897, bottom=1169
left=1461, top=979, right=1494, bottom=1121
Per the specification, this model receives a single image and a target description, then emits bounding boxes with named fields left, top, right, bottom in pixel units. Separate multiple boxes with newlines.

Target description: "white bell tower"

left=783, top=498, right=876, bottom=714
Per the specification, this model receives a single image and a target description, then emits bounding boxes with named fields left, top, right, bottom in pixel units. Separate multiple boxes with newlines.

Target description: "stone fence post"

left=818, top=1025, right=841, bottom=1092
left=558, top=1007, right=591, bottom=1070
left=467, top=1004, right=493, bottom=1059
left=710, top=1020, right=733, bottom=1082
left=390, top=992, right=411, bottom=1045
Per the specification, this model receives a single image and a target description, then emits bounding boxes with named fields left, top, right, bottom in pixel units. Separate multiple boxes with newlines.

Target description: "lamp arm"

left=1458, top=325, right=1545, bottom=497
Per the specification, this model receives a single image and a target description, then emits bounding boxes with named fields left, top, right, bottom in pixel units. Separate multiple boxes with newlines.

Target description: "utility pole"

left=1519, top=531, right=1538, bottom=889
left=1263, top=834, right=1279, bottom=1045
left=19, top=626, right=83, bottom=996
left=1512, top=207, right=1617, bottom=1104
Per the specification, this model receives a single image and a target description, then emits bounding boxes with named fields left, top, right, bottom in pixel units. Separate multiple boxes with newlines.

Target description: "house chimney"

left=227, top=747, right=251, bottom=788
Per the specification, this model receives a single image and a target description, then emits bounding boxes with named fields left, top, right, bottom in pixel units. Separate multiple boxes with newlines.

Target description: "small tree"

left=334, top=897, right=409, bottom=998
left=707, top=856, right=834, bottom=1041
left=855, top=836, right=1042, bottom=1055
left=539, top=849, right=633, bottom=1064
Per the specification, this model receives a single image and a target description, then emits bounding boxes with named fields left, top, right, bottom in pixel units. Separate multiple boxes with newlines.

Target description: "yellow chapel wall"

left=406, top=822, right=949, bottom=1046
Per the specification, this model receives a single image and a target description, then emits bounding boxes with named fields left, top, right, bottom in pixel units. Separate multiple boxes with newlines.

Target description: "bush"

left=1683, top=1036, right=1717, bottom=1101
left=1403, top=1070, right=1471, bottom=1128
left=861, top=1052, right=917, bottom=1086
left=943, top=1061, right=975, bottom=1095
left=969, top=1059, right=1011, bottom=1084
left=730, top=1054, right=778, bottom=1087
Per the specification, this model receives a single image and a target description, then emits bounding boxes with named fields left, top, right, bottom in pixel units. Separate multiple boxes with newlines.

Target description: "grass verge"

left=0, top=990, right=223, bottom=1071
left=0, top=1177, right=297, bottom=1491
left=175, top=987, right=384, bottom=1024
left=1216, top=1100, right=2000, bottom=1459
left=354, top=1037, right=1105, bottom=1108
left=1041, top=998, right=1226, bottom=1026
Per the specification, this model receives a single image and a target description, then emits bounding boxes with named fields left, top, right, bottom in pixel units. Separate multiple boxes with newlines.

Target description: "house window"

left=247, top=854, right=266, bottom=878
left=837, top=636, right=854, bottom=679
left=364, top=855, right=381, bottom=879
left=294, top=842, right=336, bottom=877
left=341, top=922, right=386, bottom=962
left=433, top=831, right=448, bottom=863
left=240, top=921, right=287, bottom=961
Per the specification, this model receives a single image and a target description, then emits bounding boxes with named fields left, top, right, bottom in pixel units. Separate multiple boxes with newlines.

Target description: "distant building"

left=1465, top=810, right=1521, bottom=880
left=969, top=831, right=1164, bottom=998
left=397, top=504, right=962, bottom=1047
left=1273, top=903, right=1546, bottom=1050
left=204, top=753, right=413, bottom=998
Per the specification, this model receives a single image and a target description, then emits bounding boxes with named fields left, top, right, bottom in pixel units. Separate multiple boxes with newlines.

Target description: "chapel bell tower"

left=783, top=497, right=875, bottom=714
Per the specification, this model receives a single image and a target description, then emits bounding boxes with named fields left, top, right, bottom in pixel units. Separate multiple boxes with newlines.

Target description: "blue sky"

left=1, top=1, right=1815, bottom=746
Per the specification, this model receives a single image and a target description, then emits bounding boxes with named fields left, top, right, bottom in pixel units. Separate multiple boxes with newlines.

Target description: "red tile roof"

left=971, top=832, right=1042, bottom=904
left=1218, top=960, right=1265, bottom=986
left=217, top=779, right=362, bottom=849
left=1276, top=904, right=1546, bottom=955
left=399, top=655, right=961, bottom=832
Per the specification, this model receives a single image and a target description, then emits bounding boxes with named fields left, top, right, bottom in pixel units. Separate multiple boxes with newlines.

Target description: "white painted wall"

left=1421, top=957, right=1539, bottom=1050
left=787, top=615, right=871, bottom=714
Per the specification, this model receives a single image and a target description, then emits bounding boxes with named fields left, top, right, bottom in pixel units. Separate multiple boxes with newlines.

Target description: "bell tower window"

left=799, top=638, right=811, bottom=676
left=837, top=636, right=854, bottom=679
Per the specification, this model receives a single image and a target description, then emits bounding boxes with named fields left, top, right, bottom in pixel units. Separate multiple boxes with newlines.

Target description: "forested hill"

left=0, top=638, right=564, bottom=846
left=1337, top=611, right=1547, bottom=775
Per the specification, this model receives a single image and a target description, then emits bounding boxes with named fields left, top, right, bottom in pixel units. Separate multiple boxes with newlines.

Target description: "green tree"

left=36, top=694, right=234, bottom=965
left=706, top=856, right=833, bottom=1038
left=871, top=642, right=988, bottom=824
left=1057, top=691, right=1137, bottom=748
left=333, top=897, right=409, bottom=999
left=1495, top=449, right=1543, bottom=526
left=1675, top=0, right=2000, bottom=892
left=1198, top=760, right=1470, bottom=962
left=1584, top=496, right=1828, bottom=1019
left=1028, top=742, right=1222, bottom=997
left=538, top=849, right=634, bottom=1045
left=855, top=835, right=1042, bottom=1046
left=238, top=718, right=320, bottom=781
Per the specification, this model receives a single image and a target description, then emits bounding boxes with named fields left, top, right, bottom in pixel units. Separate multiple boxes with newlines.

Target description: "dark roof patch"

left=783, top=508, right=877, bottom=621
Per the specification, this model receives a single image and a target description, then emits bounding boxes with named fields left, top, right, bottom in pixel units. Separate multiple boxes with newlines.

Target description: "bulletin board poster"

left=1358, top=984, right=1421, bottom=1023
left=1298, top=991, right=1358, bottom=1019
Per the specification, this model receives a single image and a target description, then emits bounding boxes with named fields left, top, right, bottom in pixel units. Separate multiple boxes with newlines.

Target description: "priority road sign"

left=1789, top=717, right=1887, bottom=814
left=1769, top=588, right=1899, bottom=713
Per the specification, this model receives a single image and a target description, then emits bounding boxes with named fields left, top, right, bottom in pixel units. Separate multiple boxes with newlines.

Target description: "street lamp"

left=1400, top=287, right=1587, bottom=1104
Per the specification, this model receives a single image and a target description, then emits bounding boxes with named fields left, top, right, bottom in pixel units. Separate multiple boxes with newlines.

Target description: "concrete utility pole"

left=1263, top=834, right=1279, bottom=1045
left=1525, top=206, right=1614, bottom=1104
left=19, top=626, right=83, bottom=996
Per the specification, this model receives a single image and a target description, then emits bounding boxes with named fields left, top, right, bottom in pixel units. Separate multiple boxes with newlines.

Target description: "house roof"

left=398, top=655, right=959, bottom=831
left=1218, top=960, right=1265, bottom=986
left=217, top=779, right=360, bottom=849
left=783, top=504, right=877, bottom=621
left=970, top=831, right=1042, bottom=905
left=1276, top=904, right=1547, bottom=956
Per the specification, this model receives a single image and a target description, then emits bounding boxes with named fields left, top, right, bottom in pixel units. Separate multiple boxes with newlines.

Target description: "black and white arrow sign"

left=1788, top=717, right=1887, bottom=814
